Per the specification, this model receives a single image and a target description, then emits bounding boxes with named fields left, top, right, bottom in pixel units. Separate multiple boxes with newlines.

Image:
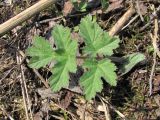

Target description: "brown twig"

left=149, top=6, right=159, bottom=96
left=122, top=14, right=139, bottom=30
left=149, top=50, right=156, bottom=96
left=16, top=54, right=30, bottom=120
left=109, top=6, right=136, bottom=36
left=20, top=62, right=33, bottom=120
left=136, top=0, right=144, bottom=21
left=0, top=0, right=57, bottom=36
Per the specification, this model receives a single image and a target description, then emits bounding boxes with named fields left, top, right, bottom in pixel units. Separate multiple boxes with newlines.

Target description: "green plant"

left=71, top=0, right=109, bottom=12
left=101, top=0, right=109, bottom=10
left=26, top=15, right=120, bottom=100
left=71, top=0, right=87, bottom=12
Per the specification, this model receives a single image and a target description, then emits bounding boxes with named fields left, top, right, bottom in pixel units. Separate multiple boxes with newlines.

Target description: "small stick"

left=20, top=61, right=33, bottom=120
left=136, top=0, right=144, bottom=21
left=97, top=95, right=126, bottom=120
left=149, top=51, right=156, bottom=96
left=16, top=55, right=30, bottom=120
left=99, top=96, right=111, bottom=120
left=122, top=14, right=139, bottom=30
left=33, top=69, right=49, bottom=88
left=109, top=6, right=136, bottom=36
left=39, top=15, right=63, bottom=24
left=0, top=0, right=57, bottom=36
left=149, top=7, right=159, bottom=95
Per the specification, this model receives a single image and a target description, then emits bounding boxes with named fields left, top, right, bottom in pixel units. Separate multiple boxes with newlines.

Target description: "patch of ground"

left=0, top=0, right=160, bottom=120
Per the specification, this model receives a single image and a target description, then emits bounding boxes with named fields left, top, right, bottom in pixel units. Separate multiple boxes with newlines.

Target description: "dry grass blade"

left=136, top=0, right=144, bottom=21
left=0, top=107, right=14, bottom=120
left=122, top=14, right=139, bottom=30
left=16, top=54, right=30, bottom=120
left=16, top=51, right=34, bottom=120
left=51, top=115, right=64, bottom=120
left=152, top=18, right=160, bottom=58
left=20, top=61, right=33, bottom=120
left=50, top=101, right=78, bottom=120
left=149, top=5, right=159, bottom=96
left=99, top=96, right=111, bottom=120
left=149, top=51, right=156, bottom=95
left=97, top=95, right=126, bottom=120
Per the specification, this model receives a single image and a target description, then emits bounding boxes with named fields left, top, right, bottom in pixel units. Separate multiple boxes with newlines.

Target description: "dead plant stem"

left=149, top=5, right=159, bottom=96
left=16, top=55, right=30, bottom=120
left=109, top=6, right=136, bottom=36
left=0, top=0, right=57, bottom=36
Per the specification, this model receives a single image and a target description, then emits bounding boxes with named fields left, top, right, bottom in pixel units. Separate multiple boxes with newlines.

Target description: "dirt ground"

left=0, top=0, right=160, bottom=120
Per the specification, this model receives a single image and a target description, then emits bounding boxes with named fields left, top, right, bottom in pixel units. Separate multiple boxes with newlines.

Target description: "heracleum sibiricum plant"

left=26, top=15, right=120, bottom=100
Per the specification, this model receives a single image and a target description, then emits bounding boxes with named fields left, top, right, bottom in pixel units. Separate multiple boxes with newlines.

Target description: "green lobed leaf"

left=52, top=25, right=71, bottom=50
left=26, top=36, right=55, bottom=68
left=26, top=25, right=78, bottom=92
left=26, top=16, right=120, bottom=100
left=49, top=25, right=78, bottom=92
left=28, top=56, right=53, bottom=69
left=80, top=59, right=117, bottom=100
left=79, top=15, right=120, bottom=57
